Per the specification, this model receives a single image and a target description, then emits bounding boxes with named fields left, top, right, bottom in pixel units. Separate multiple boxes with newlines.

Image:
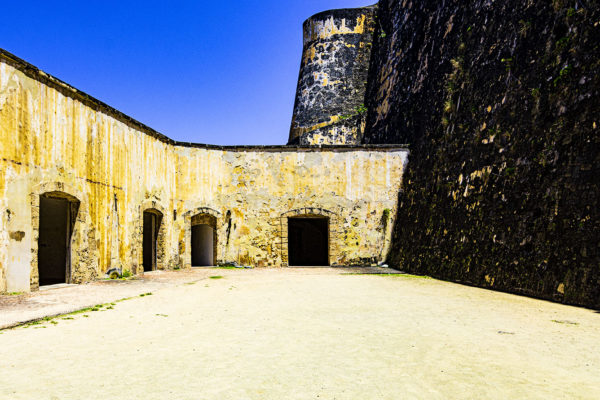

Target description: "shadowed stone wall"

left=364, top=0, right=600, bottom=308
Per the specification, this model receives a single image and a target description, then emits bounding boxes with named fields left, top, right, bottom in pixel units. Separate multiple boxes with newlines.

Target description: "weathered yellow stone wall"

left=0, top=53, right=407, bottom=293
left=173, top=147, right=406, bottom=268
left=0, top=59, right=177, bottom=291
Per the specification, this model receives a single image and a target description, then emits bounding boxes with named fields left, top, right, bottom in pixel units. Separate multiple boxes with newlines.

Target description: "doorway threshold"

left=39, top=283, right=78, bottom=291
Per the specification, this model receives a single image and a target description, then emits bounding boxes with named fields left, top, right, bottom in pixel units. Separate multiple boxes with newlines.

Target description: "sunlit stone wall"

left=0, top=50, right=407, bottom=293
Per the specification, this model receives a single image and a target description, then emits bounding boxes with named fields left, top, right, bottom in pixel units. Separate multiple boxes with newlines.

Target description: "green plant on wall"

left=501, top=57, right=514, bottom=72
left=518, top=20, right=532, bottom=37
left=555, top=36, right=571, bottom=51
left=553, top=65, right=572, bottom=86
left=340, top=104, right=368, bottom=120
left=382, top=208, right=391, bottom=230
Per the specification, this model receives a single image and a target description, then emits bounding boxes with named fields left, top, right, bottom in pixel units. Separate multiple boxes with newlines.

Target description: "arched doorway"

left=288, top=216, right=329, bottom=266
left=38, top=192, right=80, bottom=286
left=143, top=209, right=163, bottom=272
left=191, top=214, right=217, bottom=267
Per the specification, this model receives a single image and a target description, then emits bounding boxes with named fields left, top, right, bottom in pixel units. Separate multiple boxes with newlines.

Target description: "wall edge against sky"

left=0, top=48, right=408, bottom=153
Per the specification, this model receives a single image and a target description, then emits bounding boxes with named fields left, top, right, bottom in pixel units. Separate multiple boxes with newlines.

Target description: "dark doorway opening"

left=288, top=217, right=329, bottom=266
left=143, top=210, right=163, bottom=272
left=38, top=194, right=78, bottom=286
left=192, top=224, right=215, bottom=266
left=191, top=214, right=217, bottom=267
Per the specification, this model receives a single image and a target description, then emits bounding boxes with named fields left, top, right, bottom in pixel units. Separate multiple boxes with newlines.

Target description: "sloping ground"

left=0, top=268, right=389, bottom=329
left=364, top=0, right=600, bottom=307
left=0, top=269, right=598, bottom=399
left=0, top=270, right=214, bottom=329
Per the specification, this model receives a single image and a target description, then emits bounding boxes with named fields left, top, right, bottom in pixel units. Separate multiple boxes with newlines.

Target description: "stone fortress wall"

left=289, top=1, right=598, bottom=309
left=288, top=5, right=377, bottom=146
left=363, top=0, right=599, bottom=309
left=0, top=49, right=408, bottom=293
left=5, top=0, right=593, bottom=308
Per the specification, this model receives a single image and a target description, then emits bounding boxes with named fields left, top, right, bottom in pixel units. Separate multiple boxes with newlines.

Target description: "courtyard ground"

left=0, top=268, right=598, bottom=399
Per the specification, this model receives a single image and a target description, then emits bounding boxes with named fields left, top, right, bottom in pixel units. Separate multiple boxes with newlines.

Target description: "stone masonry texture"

left=0, top=49, right=407, bottom=293
left=2, top=0, right=599, bottom=311
left=364, top=0, right=600, bottom=308
left=288, top=6, right=377, bottom=145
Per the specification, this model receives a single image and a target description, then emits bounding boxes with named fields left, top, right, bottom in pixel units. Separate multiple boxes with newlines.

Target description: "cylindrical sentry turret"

left=288, top=5, right=376, bottom=146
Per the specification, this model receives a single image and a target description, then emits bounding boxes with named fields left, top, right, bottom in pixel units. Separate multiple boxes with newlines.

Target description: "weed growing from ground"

left=5, top=298, right=134, bottom=331
left=552, top=319, right=579, bottom=325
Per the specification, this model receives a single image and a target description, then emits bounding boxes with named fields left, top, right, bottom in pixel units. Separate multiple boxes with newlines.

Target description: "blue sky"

left=0, top=1, right=373, bottom=145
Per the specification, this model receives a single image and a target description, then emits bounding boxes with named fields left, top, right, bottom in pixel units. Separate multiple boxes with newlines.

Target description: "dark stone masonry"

left=288, top=6, right=377, bottom=145
left=363, top=0, right=599, bottom=308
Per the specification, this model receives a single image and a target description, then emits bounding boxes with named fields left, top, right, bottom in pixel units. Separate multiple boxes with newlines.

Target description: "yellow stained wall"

left=0, top=55, right=408, bottom=293
left=173, top=147, right=406, bottom=268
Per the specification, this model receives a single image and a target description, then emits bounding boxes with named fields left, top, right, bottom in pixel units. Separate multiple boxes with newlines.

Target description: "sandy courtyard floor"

left=0, top=268, right=598, bottom=399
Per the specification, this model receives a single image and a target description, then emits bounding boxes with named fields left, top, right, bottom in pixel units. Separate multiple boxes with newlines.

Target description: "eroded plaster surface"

left=0, top=51, right=407, bottom=292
